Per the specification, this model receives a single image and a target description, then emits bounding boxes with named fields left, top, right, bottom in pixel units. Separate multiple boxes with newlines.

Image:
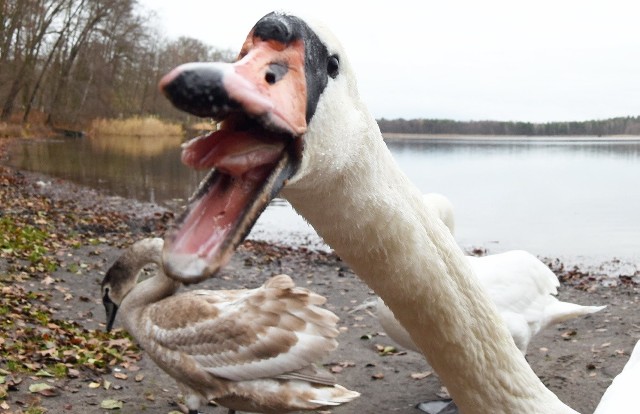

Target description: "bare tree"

left=1, top=0, right=67, bottom=120
left=22, top=0, right=84, bottom=122
left=0, top=0, right=239, bottom=128
left=45, top=0, right=110, bottom=125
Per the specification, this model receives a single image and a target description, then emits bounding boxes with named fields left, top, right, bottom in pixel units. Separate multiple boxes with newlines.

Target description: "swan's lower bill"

left=159, top=36, right=309, bottom=282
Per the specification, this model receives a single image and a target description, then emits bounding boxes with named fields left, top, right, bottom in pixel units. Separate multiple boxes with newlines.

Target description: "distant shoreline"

left=382, top=133, right=640, bottom=141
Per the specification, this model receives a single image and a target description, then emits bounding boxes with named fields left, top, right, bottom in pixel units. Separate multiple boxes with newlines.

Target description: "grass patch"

left=91, top=116, right=183, bottom=137
left=0, top=216, right=58, bottom=272
left=0, top=282, right=140, bottom=376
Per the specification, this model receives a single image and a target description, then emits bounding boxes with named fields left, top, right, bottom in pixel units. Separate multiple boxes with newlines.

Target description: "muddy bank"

left=1, top=138, right=639, bottom=414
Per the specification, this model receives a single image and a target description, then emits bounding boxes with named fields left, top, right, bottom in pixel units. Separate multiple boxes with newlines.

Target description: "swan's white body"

left=101, top=238, right=359, bottom=414
left=377, top=250, right=605, bottom=354
left=593, top=339, right=640, bottom=413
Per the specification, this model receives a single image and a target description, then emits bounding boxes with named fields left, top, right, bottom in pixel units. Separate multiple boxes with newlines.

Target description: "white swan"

left=376, top=249, right=605, bottom=355
left=422, top=193, right=456, bottom=235
left=158, top=12, right=628, bottom=413
left=101, top=237, right=359, bottom=414
left=376, top=194, right=605, bottom=354
left=376, top=195, right=604, bottom=412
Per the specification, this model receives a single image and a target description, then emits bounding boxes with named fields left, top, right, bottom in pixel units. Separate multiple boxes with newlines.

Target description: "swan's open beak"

left=159, top=34, right=307, bottom=283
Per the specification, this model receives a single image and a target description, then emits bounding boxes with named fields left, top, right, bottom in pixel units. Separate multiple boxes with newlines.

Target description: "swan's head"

left=101, top=238, right=164, bottom=331
left=159, top=12, right=364, bottom=282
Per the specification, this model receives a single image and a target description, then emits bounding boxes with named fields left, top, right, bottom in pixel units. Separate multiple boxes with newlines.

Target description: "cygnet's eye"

left=327, top=55, right=339, bottom=79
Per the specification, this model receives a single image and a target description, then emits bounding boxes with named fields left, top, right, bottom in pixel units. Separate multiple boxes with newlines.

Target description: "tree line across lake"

left=378, top=116, right=640, bottom=136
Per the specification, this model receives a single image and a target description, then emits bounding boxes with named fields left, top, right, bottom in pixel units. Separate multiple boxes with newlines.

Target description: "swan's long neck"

left=118, top=241, right=181, bottom=331
left=283, top=123, right=576, bottom=413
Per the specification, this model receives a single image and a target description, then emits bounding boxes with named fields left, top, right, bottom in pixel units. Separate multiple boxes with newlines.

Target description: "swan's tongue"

left=159, top=34, right=307, bottom=283
left=163, top=128, right=295, bottom=282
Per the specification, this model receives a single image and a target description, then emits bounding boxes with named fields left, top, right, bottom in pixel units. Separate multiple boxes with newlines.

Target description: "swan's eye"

left=327, top=55, right=339, bottom=79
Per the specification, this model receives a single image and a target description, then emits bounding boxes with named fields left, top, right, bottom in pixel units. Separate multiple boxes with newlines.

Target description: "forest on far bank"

left=1, top=0, right=234, bottom=129
left=378, top=116, right=640, bottom=136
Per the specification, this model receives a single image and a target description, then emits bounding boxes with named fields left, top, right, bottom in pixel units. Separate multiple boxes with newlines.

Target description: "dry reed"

left=91, top=116, right=183, bottom=137
left=0, top=122, right=25, bottom=138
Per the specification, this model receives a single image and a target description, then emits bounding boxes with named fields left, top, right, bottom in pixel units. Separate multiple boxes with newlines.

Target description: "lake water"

left=6, top=135, right=640, bottom=262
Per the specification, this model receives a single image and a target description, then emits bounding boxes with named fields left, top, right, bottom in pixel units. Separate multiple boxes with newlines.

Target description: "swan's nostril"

left=265, top=63, right=288, bottom=85
left=265, top=72, right=276, bottom=85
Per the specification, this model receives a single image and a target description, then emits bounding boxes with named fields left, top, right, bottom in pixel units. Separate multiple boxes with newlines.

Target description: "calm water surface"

left=6, top=135, right=640, bottom=261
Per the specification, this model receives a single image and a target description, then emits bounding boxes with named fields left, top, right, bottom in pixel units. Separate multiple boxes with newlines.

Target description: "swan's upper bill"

left=159, top=12, right=339, bottom=282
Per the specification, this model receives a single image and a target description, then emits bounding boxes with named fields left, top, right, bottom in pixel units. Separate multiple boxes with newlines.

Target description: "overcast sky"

left=138, top=0, right=640, bottom=123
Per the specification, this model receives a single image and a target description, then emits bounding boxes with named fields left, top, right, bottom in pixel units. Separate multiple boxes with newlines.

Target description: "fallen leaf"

left=100, top=399, right=124, bottom=409
left=35, top=369, right=54, bottom=377
left=29, top=382, right=58, bottom=396
left=437, top=386, right=450, bottom=399
left=41, top=275, right=55, bottom=285
left=134, top=374, right=144, bottom=382
left=113, top=372, right=128, bottom=380
left=5, top=376, right=21, bottom=390
left=371, top=372, right=384, bottom=380
left=338, top=361, right=355, bottom=368
left=88, top=382, right=101, bottom=388
left=411, top=371, right=433, bottom=380
left=29, top=383, right=54, bottom=393
left=380, top=345, right=397, bottom=355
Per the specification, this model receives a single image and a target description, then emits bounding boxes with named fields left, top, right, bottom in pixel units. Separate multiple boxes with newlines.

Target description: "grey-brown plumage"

left=101, top=238, right=359, bottom=414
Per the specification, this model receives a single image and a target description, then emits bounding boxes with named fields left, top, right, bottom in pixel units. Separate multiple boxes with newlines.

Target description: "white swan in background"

left=422, top=193, right=456, bottom=235
left=377, top=193, right=605, bottom=355
left=377, top=250, right=605, bottom=355
left=101, top=238, right=359, bottom=414
left=159, top=12, right=630, bottom=413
